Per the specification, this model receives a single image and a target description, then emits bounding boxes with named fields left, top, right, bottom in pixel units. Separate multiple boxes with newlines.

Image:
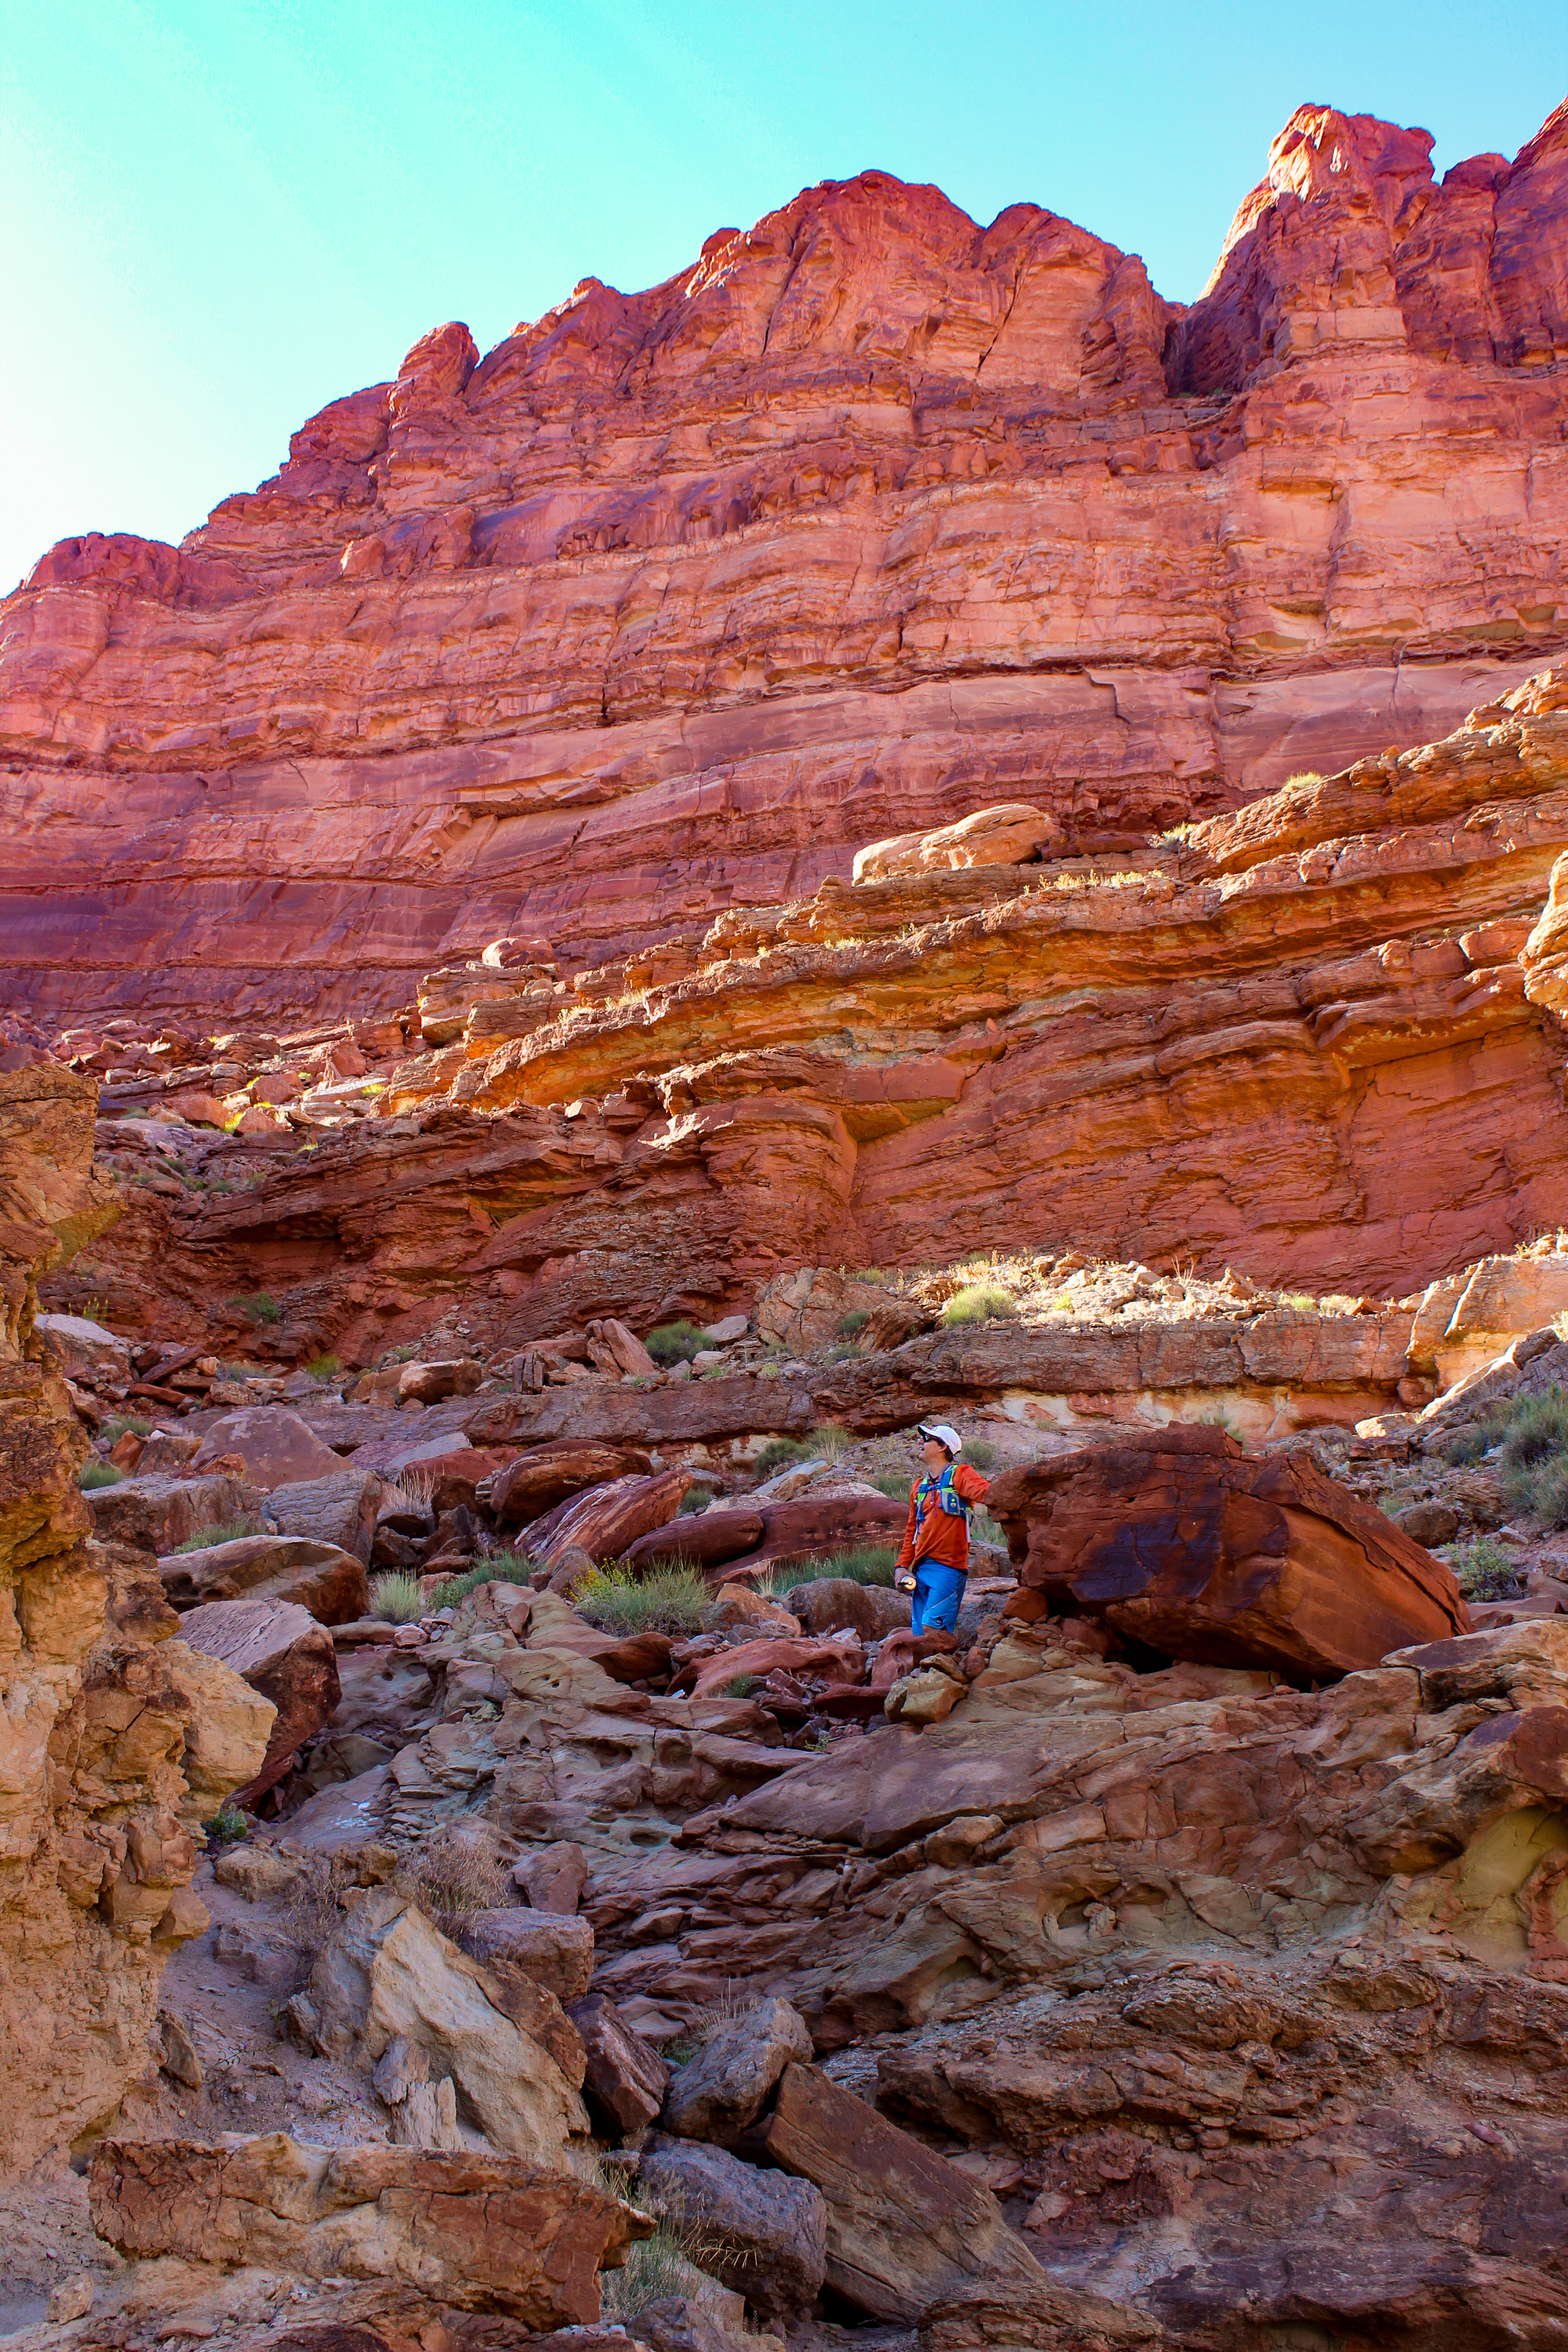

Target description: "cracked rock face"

left=0, top=1068, right=270, bottom=2171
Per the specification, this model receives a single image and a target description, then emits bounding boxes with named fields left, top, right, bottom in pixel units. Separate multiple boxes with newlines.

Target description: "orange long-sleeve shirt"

left=895, top=1460, right=991, bottom=1576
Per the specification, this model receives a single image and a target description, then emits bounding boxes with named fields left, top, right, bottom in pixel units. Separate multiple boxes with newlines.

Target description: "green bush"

left=101, top=1413, right=151, bottom=1444
left=78, top=1462, right=122, bottom=1490
left=305, top=1352, right=340, bottom=1379
left=872, top=1469, right=912, bottom=1501
left=1442, top=1386, right=1568, bottom=1524
left=942, top=1285, right=1017, bottom=1327
left=837, top=1309, right=870, bottom=1338
left=811, top=1422, right=853, bottom=1460
left=575, top=1560, right=708, bottom=1636
left=715, top=1675, right=757, bottom=1699
left=646, top=1320, right=708, bottom=1366
left=965, top=1437, right=999, bottom=1471
left=753, top=1435, right=813, bottom=1479
left=770, top=1544, right=899, bottom=1592
left=1441, top=1535, right=1525, bottom=1602
left=677, top=1485, right=713, bottom=1516
left=204, top=1803, right=249, bottom=1845
left=228, top=1290, right=280, bottom=1325
left=172, top=1514, right=265, bottom=1552
left=430, top=1563, right=499, bottom=1611
left=368, top=1570, right=424, bottom=1624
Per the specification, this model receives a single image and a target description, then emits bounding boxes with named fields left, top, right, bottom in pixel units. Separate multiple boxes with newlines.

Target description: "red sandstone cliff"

left=3, top=100, right=1567, bottom=1026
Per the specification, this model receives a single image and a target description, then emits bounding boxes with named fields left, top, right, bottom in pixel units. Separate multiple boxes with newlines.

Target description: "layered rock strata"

left=3, top=102, right=1568, bottom=1022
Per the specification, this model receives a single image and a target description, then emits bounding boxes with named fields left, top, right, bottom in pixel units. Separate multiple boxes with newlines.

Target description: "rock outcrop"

left=987, top=1423, right=1469, bottom=1676
left=0, top=1067, right=267, bottom=2171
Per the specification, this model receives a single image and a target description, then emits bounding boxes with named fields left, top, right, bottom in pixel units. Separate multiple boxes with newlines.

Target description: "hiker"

left=894, top=1420, right=990, bottom=1634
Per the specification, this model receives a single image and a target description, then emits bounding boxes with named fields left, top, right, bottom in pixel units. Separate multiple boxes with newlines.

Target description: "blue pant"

left=911, top=1562, right=967, bottom=1634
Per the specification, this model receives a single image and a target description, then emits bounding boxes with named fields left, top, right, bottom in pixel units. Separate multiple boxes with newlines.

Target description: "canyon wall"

left=3, top=100, right=1568, bottom=1026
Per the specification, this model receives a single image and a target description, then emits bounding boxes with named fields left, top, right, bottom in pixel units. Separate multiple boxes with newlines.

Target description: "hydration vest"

left=914, top=1464, right=971, bottom=1520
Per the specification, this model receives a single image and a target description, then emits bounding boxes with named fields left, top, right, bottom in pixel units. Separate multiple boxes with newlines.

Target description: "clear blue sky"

left=3, top=0, right=1563, bottom=593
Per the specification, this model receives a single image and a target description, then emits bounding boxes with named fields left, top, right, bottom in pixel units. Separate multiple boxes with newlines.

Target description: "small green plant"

left=677, top=1485, right=714, bottom=1516
left=872, top=1469, right=911, bottom=1501
left=228, top=1291, right=280, bottom=1325
left=769, top=1544, right=899, bottom=1593
left=1441, top=1535, right=1525, bottom=1602
left=430, top=1563, right=498, bottom=1610
left=1194, top=1406, right=1244, bottom=1445
left=646, top=1319, right=709, bottom=1366
left=837, top=1309, right=870, bottom=1338
left=101, top=1413, right=152, bottom=1444
left=810, top=1422, right=853, bottom=1461
left=753, top=1435, right=814, bottom=1478
left=965, top=1436, right=999, bottom=1471
left=716, top=1675, right=757, bottom=1699
left=172, top=1514, right=264, bottom=1553
left=972, top=1505, right=1009, bottom=1551
left=575, top=1560, right=708, bottom=1636
left=942, top=1285, right=1017, bottom=1327
left=305, top=1352, right=340, bottom=1379
left=1441, top=1386, right=1568, bottom=1523
left=205, top=1803, right=249, bottom=1845
left=368, top=1570, right=424, bottom=1624
left=78, top=1461, right=122, bottom=1490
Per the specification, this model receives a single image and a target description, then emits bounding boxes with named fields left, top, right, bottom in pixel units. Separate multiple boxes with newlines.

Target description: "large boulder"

left=852, top=802, right=1060, bottom=884
left=662, top=1997, right=812, bottom=2145
left=89, top=2132, right=650, bottom=2324
left=627, top=1509, right=766, bottom=1577
left=160, top=1642, right=277, bottom=1818
left=298, top=1886, right=590, bottom=2165
left=987, top=1425, right=1469, bottom=1679
left=449, top=1905, right=595, bottom=2002
left=526, top=1469, right=693, bottom=1568
left=760, top=2063, right=1046, bottom=2322
left=191, top=1407, right=343, bottom=1487
left=785, top=1578, right=911, bottom=1641
left=180, top=1598, right=341, bottom=1803
left=639, top=2135, right=827, bottom=2316
left=159, top=1533, right=368, bottom=1622
left=269, top=1467, right=384, bottom=1563
left=568, top=1993, right=671, bottom=2136
left=399, top=1357, right=483, bottom=1405
left=486, top=1442, right=654, bottom=1529
left=87, top=1471, right=262, bottom=1556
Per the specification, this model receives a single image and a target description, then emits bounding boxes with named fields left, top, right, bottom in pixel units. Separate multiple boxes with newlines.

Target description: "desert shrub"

left=280, top=1853, right=354, bottom=1987
left=1442, top=1535, right=1526, bottom=1602
left=811, top=1422, right=853, bottom=1460
left=78, top=1462, right=122, bottom=1490
left=1447, top=1386, right=1568, bottom=1523
left=575, top=1560, right=708, bottom=1637
left=872, top=1469, right=912, bottom=1501
left=965, top=1436, right=999, bottom=1471
left=430, top=1563, right=498, bottom=1610
left=368, top=1570, right=424, bottom=1623
left=228, top=1290, right=280, bottom=1324
left=101, top=1413, right=151, bottom=1443
left=599, top=2217, right=727, bottom=2324
left=716, top=1675, right=757, bottom=1699
left=204, top=1803, right=249, bottom=1845
left=837, top=1309, right=870, bottom=1338
left=972, top=1505, right=1009, bottom=1551
left=677, top=1484, right=714, bottom=1515
left=768, top=1544, right=899, bottom=1593
left=399, top=1828, right=513, bottom=1916
left=172, top=1515, right=263, bottom=1553
left=305, top=1352, right=340, bottom=1379
left=942, top=1285, right=1017, bottom=1327
left=753, top=1435, right=813, bottom=1479
left=646, top=1320, right=708, bottom=1366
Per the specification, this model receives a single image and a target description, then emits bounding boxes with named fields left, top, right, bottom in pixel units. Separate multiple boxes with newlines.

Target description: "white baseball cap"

left=917, top=1421, right=964, bottom=1454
